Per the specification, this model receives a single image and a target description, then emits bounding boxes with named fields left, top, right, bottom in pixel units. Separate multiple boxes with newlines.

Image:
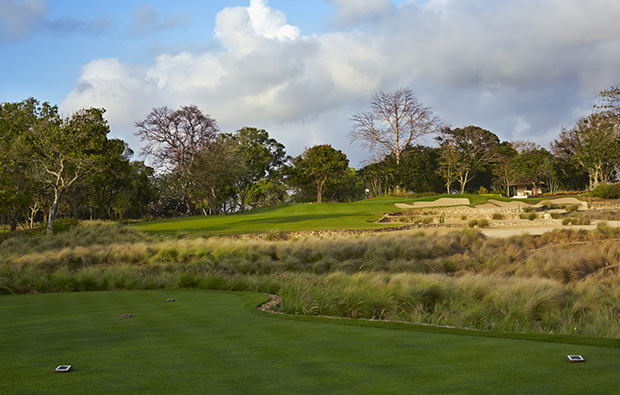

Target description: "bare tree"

left=349, top=87, right=441, bottom=164
left=135, top=105, right=218, bottom=215
left=510, top=140, right=540, bottom=154
left=135, top=105, right=218, bottom=172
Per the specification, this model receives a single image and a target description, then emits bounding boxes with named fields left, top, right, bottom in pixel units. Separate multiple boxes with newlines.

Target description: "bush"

left=51, top=218, right=80, bottom=234
left=528, top=213, right=537, bottom=221
left=468, top=219, right=489, bottom=228
left=491, top=213, right=504, bottom=220
left=562, top=217, right=591, bottom=226
left=592, top=183, right=620, bottom=199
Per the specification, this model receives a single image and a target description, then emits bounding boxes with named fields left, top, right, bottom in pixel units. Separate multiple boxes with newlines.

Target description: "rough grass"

left=4, top=221, right=620, bottom=338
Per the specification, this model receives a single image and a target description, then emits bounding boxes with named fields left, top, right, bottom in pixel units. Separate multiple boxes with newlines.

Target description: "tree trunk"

left=47, top=201, right=59, bottom=235
left=47, top=188, right=61, bottom=235
left=316, top=178, right=326, bottom=203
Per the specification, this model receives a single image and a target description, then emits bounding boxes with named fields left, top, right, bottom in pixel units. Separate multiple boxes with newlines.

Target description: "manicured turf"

left=2, top=290, right=619, bottom=394
left=132, top=194, right=571, bottom=235
left=133, top=196, right=411, bottom=235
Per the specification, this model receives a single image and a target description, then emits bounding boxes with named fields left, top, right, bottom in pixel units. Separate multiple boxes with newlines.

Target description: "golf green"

left=1, top=290, right=619, bottom=394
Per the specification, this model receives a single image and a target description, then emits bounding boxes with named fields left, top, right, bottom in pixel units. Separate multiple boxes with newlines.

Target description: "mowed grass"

left=2, top=290, right=620, bottom=394
left=133, top=194, right=556, bottom=235
left=133, top=196, right=411, bottom=235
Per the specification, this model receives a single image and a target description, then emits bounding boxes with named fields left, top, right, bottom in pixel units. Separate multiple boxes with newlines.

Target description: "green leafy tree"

left=597, top=84, right=620, bottom=118
left=292, top=145, right=349, bottom=203
left=508, top=147, right=559, bottom=194
left=246, top=178, right=288, bottom=208
left=231, top=127, right=287, bottom=211
left=0, top=98, right=50, bottom=230
left=491, top=142, right=518, bottom=195
left=437, top=126, right=500, bottom=194
left=359, top=160, right=394, bottom=197
left=190, top=135, right=238, bottom=215
left=396, top=145, right=443, bottom=193
left=552, top=113, right=620, bottom=191
left=23, top=107, right=113, bottom=234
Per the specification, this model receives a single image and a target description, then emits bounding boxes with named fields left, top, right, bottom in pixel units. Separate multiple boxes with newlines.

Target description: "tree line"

left=1, top=84, right=618, bottom=232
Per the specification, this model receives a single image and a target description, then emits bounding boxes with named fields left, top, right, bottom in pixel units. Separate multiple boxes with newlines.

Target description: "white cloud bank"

left=61, top=0, right=620, bottom=165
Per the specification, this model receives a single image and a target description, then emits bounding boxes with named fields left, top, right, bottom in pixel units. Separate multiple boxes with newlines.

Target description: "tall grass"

left=4, top=221, right=620, bottom=337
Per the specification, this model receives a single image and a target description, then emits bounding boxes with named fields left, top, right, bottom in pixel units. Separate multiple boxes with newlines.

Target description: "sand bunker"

left=542, top=197, right=584, bottom=205
left=395, top=197, right=586, bottom=210
left=395, top=198, right=470, bottom=209
left=486, top=199, right=530, bottom=209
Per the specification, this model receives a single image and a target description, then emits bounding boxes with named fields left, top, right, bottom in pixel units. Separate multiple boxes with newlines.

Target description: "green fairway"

left=133, top=196, right=411, bottom=235
left=2, top=290, right=619, bottom=394
left=132, top=194, right=567, bottom=235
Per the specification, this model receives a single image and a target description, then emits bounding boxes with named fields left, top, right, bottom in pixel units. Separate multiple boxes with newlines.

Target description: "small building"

left=508, top=181, right=545, bottom=198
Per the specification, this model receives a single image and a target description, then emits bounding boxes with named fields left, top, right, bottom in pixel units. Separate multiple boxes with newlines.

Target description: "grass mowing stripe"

left=132, top=194, right=572, bottom=236
left=2, top=290, right=619, bottom=394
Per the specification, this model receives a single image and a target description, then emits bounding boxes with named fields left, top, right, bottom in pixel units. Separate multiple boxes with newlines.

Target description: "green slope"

left=134, top=196, right=411, bottom=235
left=1, top=290, right=619, bottom=394
left=132, top=194, right=579, bottom=235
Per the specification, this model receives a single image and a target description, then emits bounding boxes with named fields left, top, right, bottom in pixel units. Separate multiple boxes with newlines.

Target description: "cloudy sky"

left=2, top=0, right=619, bottom=166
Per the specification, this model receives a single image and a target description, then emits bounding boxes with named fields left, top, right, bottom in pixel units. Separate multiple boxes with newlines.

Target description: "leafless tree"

left=135, top=105, right=218, bottom=173
left=349, top=88, right=441, bottom=164
left=510, top=140, right=540, bottom=154
left=135, top=105, right=218, bottom=215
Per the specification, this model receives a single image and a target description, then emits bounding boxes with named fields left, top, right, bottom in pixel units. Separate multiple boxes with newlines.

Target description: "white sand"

left=395, top=198, right=470, bottom=209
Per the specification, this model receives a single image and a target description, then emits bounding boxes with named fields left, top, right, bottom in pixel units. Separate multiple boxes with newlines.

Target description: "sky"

left=1, top=0, right=620, bottom=167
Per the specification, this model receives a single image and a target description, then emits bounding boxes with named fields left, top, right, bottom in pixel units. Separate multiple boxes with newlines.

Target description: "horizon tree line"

left=1, top=84, right=619, bottom=231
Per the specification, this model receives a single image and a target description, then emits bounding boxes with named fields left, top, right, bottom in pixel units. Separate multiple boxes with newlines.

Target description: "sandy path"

left=395, top=198, right=470, bottom=209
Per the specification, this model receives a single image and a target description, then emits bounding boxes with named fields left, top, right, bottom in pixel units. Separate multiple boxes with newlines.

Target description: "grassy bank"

left=131, top=194, right=555, bottom=235
left=2, top=290, right=620, bottom=394
left=133, top=196, right=409, bottom=235
left=3, top=221, right=620, bottom=338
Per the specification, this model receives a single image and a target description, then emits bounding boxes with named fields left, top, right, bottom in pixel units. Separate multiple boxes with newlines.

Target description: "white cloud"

left=0, top=0, right=46, bottom=41
left=61, top=0, right=620, bottom=165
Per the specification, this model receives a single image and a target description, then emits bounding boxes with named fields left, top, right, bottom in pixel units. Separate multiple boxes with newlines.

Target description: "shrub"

left=467, top=219, right=489, bottom=228
left=528, top=213, right=537, bottom=221
left=51, top=218, right=80, bottom=234
left=562, top=217, right=591, bottom=226
left=592, top=183, right=620, bottom=199
left=491, top=213, right=504, bottom=220
left=265, top=229, right=288, bottom=241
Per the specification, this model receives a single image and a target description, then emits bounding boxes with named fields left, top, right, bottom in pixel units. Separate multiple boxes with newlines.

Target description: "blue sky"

left=1, top=0, right=620, bottom=166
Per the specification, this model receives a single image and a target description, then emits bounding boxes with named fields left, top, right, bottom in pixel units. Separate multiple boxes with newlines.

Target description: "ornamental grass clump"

left=6, top=221, right=620, bottom=337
